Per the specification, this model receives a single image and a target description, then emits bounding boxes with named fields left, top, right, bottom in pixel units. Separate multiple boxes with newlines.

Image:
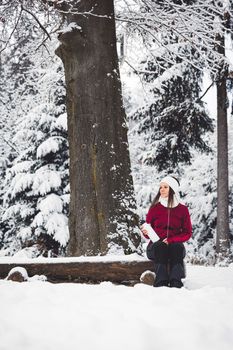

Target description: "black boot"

left=169, top=262, right=185, bottom=288
left=170, top=278, right=183, bottom=288
left=153, top=263, right=169, bottom=287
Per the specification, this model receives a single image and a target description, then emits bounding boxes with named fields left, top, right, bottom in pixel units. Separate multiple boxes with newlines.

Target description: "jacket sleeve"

left=167, top=206, right=192, bottom=244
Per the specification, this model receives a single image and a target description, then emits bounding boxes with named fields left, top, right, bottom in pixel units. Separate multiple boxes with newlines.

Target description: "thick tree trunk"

left=216, top=34, right=230, bottom=256
left=55, top=0, right=140, bottom=256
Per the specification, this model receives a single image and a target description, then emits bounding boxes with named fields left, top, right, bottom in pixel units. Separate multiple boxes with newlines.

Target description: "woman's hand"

left=163, top=238, right=168, bottom=245
left=140, top=226, right=149, bottom=238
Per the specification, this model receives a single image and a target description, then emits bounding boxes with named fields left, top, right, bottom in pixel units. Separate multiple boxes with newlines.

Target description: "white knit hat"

left=160, top=176, right=180, bottom=202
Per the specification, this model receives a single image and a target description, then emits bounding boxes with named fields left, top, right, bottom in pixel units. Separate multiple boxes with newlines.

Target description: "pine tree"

left=1, top=52, right=69, bottom=257
left=131, top=50, right=214, bottom=173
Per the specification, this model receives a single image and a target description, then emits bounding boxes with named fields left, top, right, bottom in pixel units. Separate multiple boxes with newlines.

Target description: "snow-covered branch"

left=115, top=0, right=233, bottom=75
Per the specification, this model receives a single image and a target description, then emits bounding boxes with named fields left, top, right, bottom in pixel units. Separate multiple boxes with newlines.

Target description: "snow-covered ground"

left=1, top=264, right=233, bottom=350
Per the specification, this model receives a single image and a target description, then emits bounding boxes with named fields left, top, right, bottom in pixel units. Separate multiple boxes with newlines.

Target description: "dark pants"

left=147, top=241, right=186, bottom=287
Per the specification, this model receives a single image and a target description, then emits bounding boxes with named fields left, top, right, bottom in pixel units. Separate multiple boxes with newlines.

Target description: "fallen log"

left=0, top=257, right=154, bottom=284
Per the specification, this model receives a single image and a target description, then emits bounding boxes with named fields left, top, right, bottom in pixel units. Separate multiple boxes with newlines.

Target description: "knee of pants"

left=147, top=241, right=168, bottom=261
left=169, top=243, right=185, bottom=260
left=146, top=244, right=154, bottom=260
left=154, top=242, right=169, bottom=263
left=153, top=241, right=169, bottom=256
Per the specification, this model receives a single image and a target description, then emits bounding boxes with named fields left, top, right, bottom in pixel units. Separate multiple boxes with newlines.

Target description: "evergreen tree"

left=131, top=50, right=214, bottom=173
left=1, top=50, right=69, bottom=257
left=0, top=7, right=70, bottom=257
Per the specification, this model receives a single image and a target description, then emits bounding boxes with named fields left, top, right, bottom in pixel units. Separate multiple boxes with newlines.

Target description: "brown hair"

left=149, top=187, right=175, bottom=209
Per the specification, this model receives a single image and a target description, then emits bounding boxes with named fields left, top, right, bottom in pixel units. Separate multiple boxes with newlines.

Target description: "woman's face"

left=160, top=182, right=169, bottom=198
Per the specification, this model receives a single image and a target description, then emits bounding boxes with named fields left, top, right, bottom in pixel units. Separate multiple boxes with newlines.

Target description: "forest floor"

left=1, top=264, right=233, bottom=350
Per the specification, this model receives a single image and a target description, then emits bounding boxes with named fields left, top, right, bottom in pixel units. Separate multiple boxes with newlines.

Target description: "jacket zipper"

left=166, top=208, right=170, bottom=240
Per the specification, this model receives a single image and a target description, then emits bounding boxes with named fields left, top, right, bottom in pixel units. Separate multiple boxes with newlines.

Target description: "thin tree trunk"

left=216, top=33, right=230, bottom=255
left=55, top=0, right=140, bottom=256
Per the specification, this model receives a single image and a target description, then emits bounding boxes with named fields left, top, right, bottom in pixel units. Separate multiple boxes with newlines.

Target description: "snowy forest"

left=1, top=1, right=233, bottom=349
left=0, top=0, right=233, bottom=265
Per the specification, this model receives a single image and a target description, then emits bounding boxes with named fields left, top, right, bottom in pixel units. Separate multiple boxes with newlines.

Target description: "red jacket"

left=145, top=202, right=192, bottom=244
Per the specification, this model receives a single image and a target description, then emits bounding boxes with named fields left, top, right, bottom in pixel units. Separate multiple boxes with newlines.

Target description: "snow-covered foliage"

left=1, top=59, right=69, bottom=256
left=0, top=9, right=69, bottom=257
left=130, top=51, right=213, bottom=171
left=116, top=0, right=233, bottom=77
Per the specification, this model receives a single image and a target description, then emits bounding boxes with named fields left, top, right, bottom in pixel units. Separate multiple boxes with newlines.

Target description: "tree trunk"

left=55, top=0, right=141, bottom=256
left=216, top=33, right=230, bottom=256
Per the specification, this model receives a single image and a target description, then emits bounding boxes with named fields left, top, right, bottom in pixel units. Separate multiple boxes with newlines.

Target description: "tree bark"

left=216, top=33, right=230, bottom=255
left=55, top=0, right=140, bottom=256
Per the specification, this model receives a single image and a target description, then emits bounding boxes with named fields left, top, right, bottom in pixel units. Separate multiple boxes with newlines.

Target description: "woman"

left=141, top=176, right=192, bottom=288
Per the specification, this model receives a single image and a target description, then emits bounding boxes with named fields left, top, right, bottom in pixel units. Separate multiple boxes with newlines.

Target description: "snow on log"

left=0, top=259, right=154, bottom=284
left=6, top=267, right=29, bottom=282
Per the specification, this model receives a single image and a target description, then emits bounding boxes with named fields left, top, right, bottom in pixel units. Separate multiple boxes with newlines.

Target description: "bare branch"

left=20, top=4, right=51, bottom=41
left=124, top=59, right=149, bottom=98
left=197, top=81, right=215, bottom=102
